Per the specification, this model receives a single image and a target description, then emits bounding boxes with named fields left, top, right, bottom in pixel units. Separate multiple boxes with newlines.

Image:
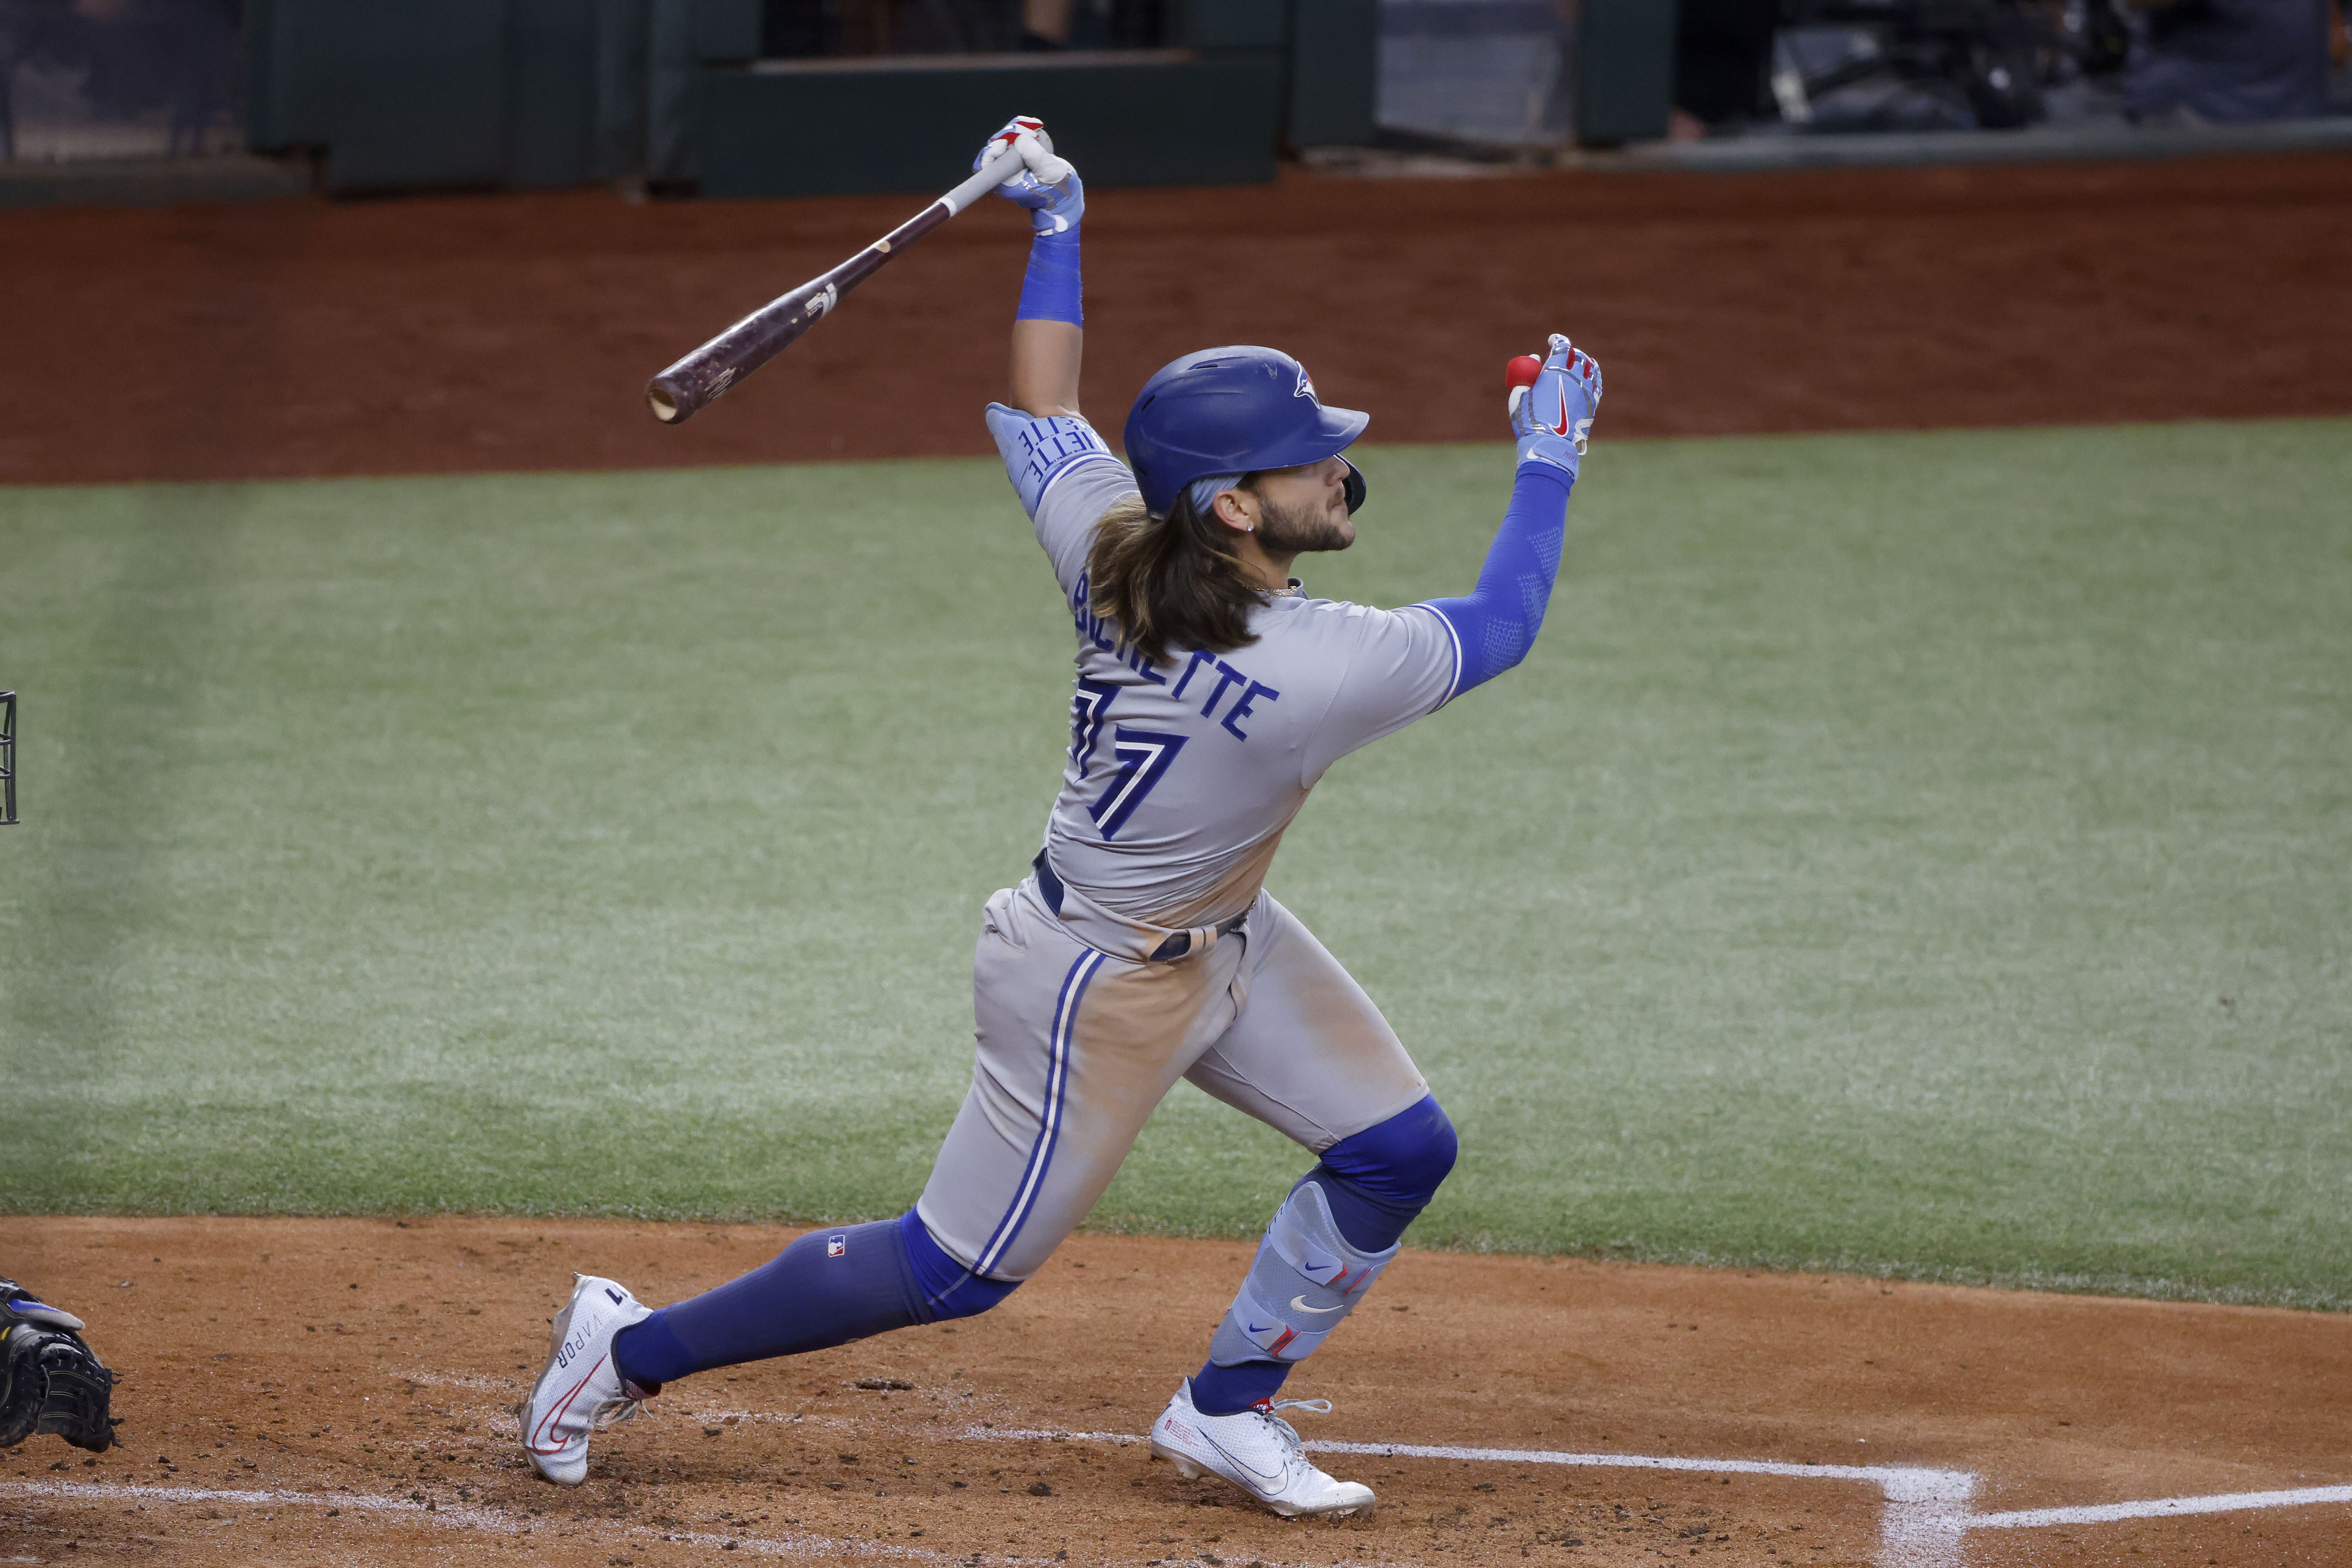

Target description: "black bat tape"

left=646, top=146, right=1029, bottom=425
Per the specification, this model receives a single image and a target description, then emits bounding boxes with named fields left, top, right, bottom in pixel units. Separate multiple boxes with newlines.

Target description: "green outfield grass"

left=3, top=420, right=2347, bottom=1309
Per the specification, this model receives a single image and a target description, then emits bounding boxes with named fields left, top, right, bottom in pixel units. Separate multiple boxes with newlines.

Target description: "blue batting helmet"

left=1123, top=346, right=1369, bottom=518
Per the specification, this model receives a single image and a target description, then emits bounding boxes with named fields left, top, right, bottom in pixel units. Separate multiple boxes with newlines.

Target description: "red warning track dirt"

left=3, top=1218, right=2348, bottom=1566
left=1, top=151, right=2349, bottom=486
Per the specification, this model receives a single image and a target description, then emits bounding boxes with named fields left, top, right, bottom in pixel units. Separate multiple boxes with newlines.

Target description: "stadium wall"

left=240, top=0, right=1404, bottom=197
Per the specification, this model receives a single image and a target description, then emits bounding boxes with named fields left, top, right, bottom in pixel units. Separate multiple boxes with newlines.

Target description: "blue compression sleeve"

left=1422, top=464, right=1576, bottom=698
left=1015, top=225, right=1082, bottom=325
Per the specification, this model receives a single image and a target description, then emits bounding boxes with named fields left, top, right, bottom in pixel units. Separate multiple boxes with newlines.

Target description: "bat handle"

left=946, top=144, right=1031, bottom=215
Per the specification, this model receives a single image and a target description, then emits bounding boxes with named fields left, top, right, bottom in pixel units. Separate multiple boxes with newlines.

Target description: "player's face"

left=1248, top=457, right=1356, bottom=556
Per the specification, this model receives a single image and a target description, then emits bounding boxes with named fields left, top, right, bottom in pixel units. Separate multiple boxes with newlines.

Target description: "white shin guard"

left=1208, top=1180, right=1397, bottom=1366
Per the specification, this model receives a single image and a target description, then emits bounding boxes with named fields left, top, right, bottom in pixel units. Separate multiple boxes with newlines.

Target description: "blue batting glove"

left=1508, top=333, right=1602, bottom=478
left=975, top=115, right=1085, bottom=235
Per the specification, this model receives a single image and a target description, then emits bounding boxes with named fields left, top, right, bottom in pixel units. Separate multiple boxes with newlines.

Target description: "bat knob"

left=1505, top=354, right=1544, bottom=392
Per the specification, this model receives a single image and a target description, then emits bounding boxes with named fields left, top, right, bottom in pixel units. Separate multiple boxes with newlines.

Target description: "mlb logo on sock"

left=827, top=1235, right=846, bottom=1257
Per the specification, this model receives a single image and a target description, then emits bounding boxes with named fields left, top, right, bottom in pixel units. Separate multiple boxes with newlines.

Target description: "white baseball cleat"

left=1148, top=1378, right=1375, bottom=1518
left=519, top=1273, right=654, bottom=1485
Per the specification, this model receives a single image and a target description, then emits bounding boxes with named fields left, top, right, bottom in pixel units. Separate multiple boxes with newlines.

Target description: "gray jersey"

left=989, top=406, right=1460, bottom=929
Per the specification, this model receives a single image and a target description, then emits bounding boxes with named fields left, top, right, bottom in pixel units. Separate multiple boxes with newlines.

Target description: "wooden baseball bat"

left=646, top=144, right=1029, bottom=426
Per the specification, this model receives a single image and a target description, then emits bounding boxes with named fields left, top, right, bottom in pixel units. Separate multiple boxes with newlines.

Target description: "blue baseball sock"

left=612, top=1210, right=1018, bottom=1389
left=1190, top=1097, right=1457, bottom=1416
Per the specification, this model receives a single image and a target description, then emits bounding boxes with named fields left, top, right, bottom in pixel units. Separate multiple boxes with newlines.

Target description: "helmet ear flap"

left=1341, top=458, right=1367, bottom=515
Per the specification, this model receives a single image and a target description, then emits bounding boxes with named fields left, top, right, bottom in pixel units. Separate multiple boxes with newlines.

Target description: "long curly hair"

left=1084, top=484, right=1267, bottom=668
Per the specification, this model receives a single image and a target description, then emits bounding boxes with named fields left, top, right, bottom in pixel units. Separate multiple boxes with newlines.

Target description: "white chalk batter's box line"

left=7, top=1433, right=2348, bottom=1568
left=970, top=1428, right=2352, bottom=1568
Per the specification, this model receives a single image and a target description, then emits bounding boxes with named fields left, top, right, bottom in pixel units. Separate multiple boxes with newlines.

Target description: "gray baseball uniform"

left=912, top=410, right=1460, bottom=1280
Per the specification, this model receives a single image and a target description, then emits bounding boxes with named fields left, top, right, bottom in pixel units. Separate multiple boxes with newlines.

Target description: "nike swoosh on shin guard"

left=1209, top=1181, right=1398, bottom=1367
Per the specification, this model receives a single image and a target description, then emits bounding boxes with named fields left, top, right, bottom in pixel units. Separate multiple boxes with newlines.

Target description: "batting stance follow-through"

left=520, top=116, right=1602, bottom=1518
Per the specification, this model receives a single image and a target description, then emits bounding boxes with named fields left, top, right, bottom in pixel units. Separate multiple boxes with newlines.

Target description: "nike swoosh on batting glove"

left=1509, top=333, right=1602, bottom=478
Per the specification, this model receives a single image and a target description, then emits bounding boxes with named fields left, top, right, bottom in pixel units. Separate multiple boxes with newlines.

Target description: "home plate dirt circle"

left=2, top=1217, right=2347, bottom=1566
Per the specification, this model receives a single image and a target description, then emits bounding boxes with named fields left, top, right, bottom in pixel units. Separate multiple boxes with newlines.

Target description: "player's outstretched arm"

left=1422, top=334, right=1602, bottom=698
left=974, top=116, right=1086, bottom=418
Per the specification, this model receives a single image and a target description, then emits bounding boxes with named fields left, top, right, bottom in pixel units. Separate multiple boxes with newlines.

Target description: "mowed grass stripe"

left=2, top=421, right=2346, bottom=1309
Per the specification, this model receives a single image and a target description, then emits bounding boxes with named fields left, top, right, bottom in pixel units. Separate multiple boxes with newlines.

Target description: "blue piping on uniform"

left=900, top=1209, right=1022, bottom=1319
left=1420, top=603, right=1465, bottom=709
left=973, top=947, right=1102, bottom=1276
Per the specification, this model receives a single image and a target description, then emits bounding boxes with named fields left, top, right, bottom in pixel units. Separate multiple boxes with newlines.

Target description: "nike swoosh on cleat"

left=1289, top=1297, right=1343, bottom=1315
left=528, top=1361, right=604, bottom=1454
left=1202, top=1432, right=1286, bottom=1486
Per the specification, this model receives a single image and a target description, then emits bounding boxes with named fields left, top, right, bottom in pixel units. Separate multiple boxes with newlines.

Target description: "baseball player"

left=522, top=117, right=1601, bottom=1518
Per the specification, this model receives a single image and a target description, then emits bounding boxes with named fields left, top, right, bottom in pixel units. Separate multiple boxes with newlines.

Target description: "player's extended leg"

left=522, top=877, right=1249, bottom=1483
left=520, top=1203, right=1021, bottom=1485
left=1144, top=892, right=1456, bottom=1516
left=524, top=1119, right=1034, bottom=1480
left=608, top=1206, right=1016, bottom=1379
left=607, top=872, right=1248, bottom=1381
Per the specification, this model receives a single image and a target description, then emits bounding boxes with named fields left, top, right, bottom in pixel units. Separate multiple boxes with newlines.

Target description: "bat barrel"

left=645, top=146, right=1024, bottom=426
left=647, top=362, right=724, bottom=425
left=646, top=277, right=835, bottom=424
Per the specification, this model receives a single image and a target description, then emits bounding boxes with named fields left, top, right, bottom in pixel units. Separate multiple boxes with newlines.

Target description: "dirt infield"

left=3, top=1218, right=2347, bottom=1567
left=3, top=151, right=2350, bottom=485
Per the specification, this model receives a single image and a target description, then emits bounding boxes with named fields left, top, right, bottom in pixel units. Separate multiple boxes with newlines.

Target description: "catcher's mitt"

left=1, top=1280, right=119, bottom=1452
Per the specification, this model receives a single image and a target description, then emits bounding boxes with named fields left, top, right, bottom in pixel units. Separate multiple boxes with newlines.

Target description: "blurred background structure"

left=0, top=0, right=243, bottom=160
left=1689, top=0, right=2346, bottom=139
left=2, top=0, right=2342, bottom=202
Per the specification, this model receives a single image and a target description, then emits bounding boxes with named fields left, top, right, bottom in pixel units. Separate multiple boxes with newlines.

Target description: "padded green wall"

left=1575, top=0, right=1678, bottom=147
left=1288, top=0, right=1377, bottom=148
left=246, top=0, right=510, bottom=191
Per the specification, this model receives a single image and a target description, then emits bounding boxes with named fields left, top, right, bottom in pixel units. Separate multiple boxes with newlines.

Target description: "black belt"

left=1031, top=848, right=1068, bottom=914
left=1031, top=849, right=1247, bottom=962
